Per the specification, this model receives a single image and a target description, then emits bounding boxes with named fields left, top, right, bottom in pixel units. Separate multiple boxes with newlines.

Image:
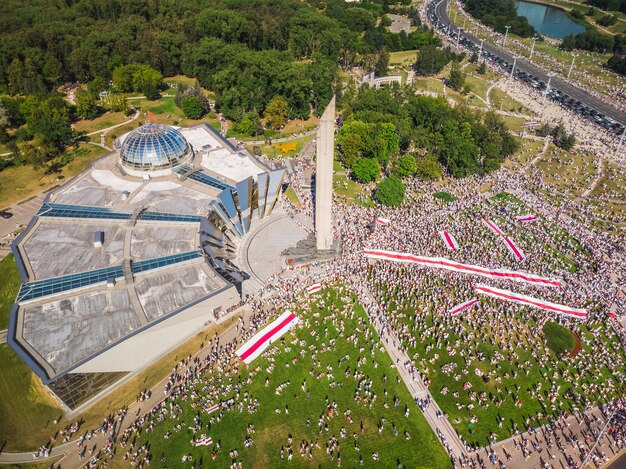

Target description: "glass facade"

left=120, top=124, right=191, bottom=171
left=48, top=371, right=128, bottom=409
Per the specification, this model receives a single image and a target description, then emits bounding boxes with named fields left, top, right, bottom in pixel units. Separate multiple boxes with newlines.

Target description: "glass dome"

left=120, top=124, right=192, bottom=172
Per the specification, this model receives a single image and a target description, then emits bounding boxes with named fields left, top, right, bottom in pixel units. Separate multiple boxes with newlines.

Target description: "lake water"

left=514, top=0, right=586, bottom=39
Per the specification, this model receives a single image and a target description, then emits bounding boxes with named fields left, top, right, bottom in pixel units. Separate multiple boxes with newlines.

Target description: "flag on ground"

left=363, top=248, right=560, bottom=287
left=516, top=214, right=538, bottom=223
left=439, top=230, right=460, bottom=251
left=192, top=437, right=213, bottom=446
left=475, top=284, right=587, bottom=319
left=206, top=404, right=219, bottom=414
left=502, top=236, right=526, bottom=261
left=236, top=311, right=299, bottom=364
left=449, top=298, right=478, bottom=315
left=482, top=219, right=504, bottom=236
left=307, top=283, right=322, bottom=294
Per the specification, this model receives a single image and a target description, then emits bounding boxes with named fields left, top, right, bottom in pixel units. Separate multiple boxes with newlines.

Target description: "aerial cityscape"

left=0, top=0, right=624, bottom=468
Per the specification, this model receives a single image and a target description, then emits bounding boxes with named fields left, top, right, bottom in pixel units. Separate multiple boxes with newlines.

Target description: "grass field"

left=490, top=88, right=529, bottom=115
left=0, top=144, right=107, bottom=208
left=72, top=112, right=128, bottom=135
left=0, top=344, right=64, bottom=451
left=433, top=191, right=458, bottom=203
left=509, top=137, right=545, bottom=167
left=246, top=135, right=314, bottom=159
left=284, top=186, right=302, bottom=208
left=334, top=175, right=373, bottom=206
left=535, top=147, right=596, bottom=196
left=126, top=288, right=451, bottom=469
left=0, top=254, right=20, bottom=330
left=389, top=49, right=418, bottom=66
left=413, top=77, right=445, bottom=94
left=543, top=322, right=576, bottom=355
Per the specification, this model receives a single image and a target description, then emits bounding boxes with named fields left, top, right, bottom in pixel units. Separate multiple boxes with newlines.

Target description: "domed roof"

left=120, top=124, right=192, bottom=172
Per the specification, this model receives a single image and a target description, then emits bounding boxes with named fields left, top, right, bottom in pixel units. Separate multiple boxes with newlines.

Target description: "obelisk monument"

left=315, top=96, right=335, bottom=251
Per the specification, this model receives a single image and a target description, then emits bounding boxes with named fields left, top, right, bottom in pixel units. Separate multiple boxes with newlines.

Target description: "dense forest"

left=0, top=0, right=440, bottom=120
left=336, top=86, right=519, bottom=205
left=462, top=0, right=537, bottom=37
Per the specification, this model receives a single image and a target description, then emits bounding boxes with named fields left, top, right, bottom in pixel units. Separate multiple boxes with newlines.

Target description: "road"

left=431, top=0, right=626, bottom=126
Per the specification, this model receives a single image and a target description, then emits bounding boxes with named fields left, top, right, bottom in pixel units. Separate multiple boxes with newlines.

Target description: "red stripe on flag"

left=363, top=249, right=559, bottom=287
left=503, top=237, right=525, bottom=261
left=443, top=231, right=457, bottom=250
left=240, top=313, right=296, bottom=361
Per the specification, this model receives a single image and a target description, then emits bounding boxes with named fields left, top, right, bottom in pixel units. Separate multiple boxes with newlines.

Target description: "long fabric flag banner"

left=483, top=219, right=504, bottom=236
left=439, top=230, right=459, bottom=251
left=206, top=404, right=219, bottom=414
left=376, top=217, right=390, bottom=226
left=192, top=437, right=213, bottom=446
left=363, top=249, right=560, bottom=287
left=236, top=311, right=298, bottom=364
left=475, top=284, right=587, bottom=319
left=307, top=283, right=322, bottom=294
left=516, top=214, right=538, bottom=223
left=449, top=298, right=479, bottom=315
left=503, top=236, right=526, bottom=262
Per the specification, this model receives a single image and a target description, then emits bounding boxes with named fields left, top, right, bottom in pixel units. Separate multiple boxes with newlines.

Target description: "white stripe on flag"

left=235, top=311, right=299, bottom=364
left=449, top=298, right=478, bottom=315
left=307, top=283, right=322, bottom=294
left=376, top=217, right=390, bottom=225
left=482, top=219, right=504, bottom=236
left=475, top=284, right=587, bottom=319
left=206, top=404, right=219, bottom=414
left=439, top=230, right=459, bottom=250
left=516, top=214, right=538, bottom=223
left=503, top=237, right=525, bottom=261
left=363, top=249, right=560, bottom=287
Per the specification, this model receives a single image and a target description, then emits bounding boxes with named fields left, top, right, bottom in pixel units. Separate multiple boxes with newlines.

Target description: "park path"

left=524, top=136, right=551, bottom=171
left=244, top=129, right=317, bottom=145
left=83, top=109, right=140, bottom=137
left=354, top=283, right=469, bottom=460
left=581, top=156, right=604, bottom=199
left=0, top=306, right=254, bottom=468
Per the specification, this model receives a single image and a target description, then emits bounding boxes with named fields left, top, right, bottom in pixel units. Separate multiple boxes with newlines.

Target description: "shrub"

left=543, top=321, right=575, bottom=356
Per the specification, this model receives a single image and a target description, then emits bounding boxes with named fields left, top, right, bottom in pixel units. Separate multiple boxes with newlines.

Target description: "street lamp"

left=454, top=11, right=458, bottom=24
left=456, top=27, right=463, bottom=49
left=529, top=36, right=539, bottom=60
left=503, top=25, right=511, bottom=46
left=510, top=55, right=518, bottom=79
left=544, top=72, right=555, bottom=96
left=479, top=39, right=484, bottom=57
left=567, top=53, right=579, bottom=79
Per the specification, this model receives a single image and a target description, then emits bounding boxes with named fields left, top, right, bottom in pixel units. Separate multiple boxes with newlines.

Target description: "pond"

left=514, top=0, right=586, bottom=39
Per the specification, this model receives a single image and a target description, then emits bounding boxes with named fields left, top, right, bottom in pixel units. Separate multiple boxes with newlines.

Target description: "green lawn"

left=0, top=344, right=64, bottom=451
left=0, top=143, right=107, bottom=208
left=413, top=77, right=444, bottom=94
left=334, top=175, right=373, bottom=206
left=433, top=191, right=458, bottom=203
left=246, top=135, right=314, bottom=159
left=535, top=147, right=595, bottom=196
left=129, top=288, right=451, bottom=469
left=0, top=254, right=20, bottom=330
left=389, top=49, right=417, bottom=66
left=284, top=186, right=302, bottom=209
left=490, top=88, right=529, bottom=115
left=72, top=111, right=128, bottom=135
left=543, top=322, right=576, bottom=355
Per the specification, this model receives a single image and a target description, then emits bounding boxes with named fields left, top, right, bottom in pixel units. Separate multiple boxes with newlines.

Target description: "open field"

left=389, top=49, right=418, bottom=66
left=535, top=146, right=596, bottom=196
left=72, top=112, right=128, bottom=135
left=0, top=254, right=20, bottom=330
left=246, top=135, right=314, bottom=159
left=0, top=144, right=108, bottom=208
left=122, top=288, right=451, bottom=469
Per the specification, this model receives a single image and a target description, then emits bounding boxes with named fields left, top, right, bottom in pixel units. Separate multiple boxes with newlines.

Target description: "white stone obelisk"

left=315, top=96, right=335, bottom=251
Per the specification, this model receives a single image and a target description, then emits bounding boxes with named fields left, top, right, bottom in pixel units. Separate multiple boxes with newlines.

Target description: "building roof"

left=120, top=123, right=191, bottom=171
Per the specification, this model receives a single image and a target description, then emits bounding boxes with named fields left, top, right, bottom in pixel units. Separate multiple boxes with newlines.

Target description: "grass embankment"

left=0, top=253, right=20, bottom=330
left=126, top=289, right=451, bottom=469
left=543, top=321, right=576, bottom=355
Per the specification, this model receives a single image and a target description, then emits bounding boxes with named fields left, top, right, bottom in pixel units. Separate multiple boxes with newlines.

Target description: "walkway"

left=245, top=129, right=317, bottom=145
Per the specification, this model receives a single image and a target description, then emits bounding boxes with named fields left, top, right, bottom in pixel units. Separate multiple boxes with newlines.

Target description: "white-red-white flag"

left=236, top=311, right=299, bottom=364
left=376, top=217, right=390, bottom=226
left=306, top=283, right=322, bottom=294
left=439, top=230, right=459, bottom=251
left=192, top=437, right=213, bottom=446
left=449, top=298, right=478, bottom=315
left=475, top=284, right=587, bottom=319
left=502, top=236, right=525, bottom=261
left=516, top=214, right=538, bottom=223
left=482, top=219, right=504, bottom=236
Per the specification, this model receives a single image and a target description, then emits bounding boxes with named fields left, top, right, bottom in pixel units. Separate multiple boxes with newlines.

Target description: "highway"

left=430, top=0, right=626, bottom=127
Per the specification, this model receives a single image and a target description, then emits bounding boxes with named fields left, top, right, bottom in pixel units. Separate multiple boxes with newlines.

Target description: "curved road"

left=431, top=0, right=626, bottom=126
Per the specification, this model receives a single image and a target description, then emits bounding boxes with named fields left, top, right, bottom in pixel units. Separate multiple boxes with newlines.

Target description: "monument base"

left=282, top=233, right=341, bottom=266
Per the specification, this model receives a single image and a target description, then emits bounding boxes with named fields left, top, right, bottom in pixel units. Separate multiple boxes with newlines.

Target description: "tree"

left=395, top=154, right=417, bottom=177
left=337, top=132, right=365, bottom=168
left=414, top=45, right=450, bottom=76
left=88, top=76, right=108, bottom=99
left=75, top=88, right=98, bottom=119
left=448, top=62, right=466, bottom=91
left=477, top=62, right=487, bottom=74
left=352, top=158, right=380, bottom=183
left=264, top=95, right=289, bottom=130
left=469, top=51, right=479, bottom=63
left=561, top=35, right=576, bottom=51
left=233, top=112, right=262, bottom=137
left=21, top=95, right=74, bottom=151
left=414, top=156, right=443, bottom=180
left=105, top=93, right=129, bottom=113
left=181, top=96, right=206, bottom=119
left=375, top=175, right=405, bottom=206
left=375, top=49, right=390, bottom=77
left=112, top=64, right=162, bottom=99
